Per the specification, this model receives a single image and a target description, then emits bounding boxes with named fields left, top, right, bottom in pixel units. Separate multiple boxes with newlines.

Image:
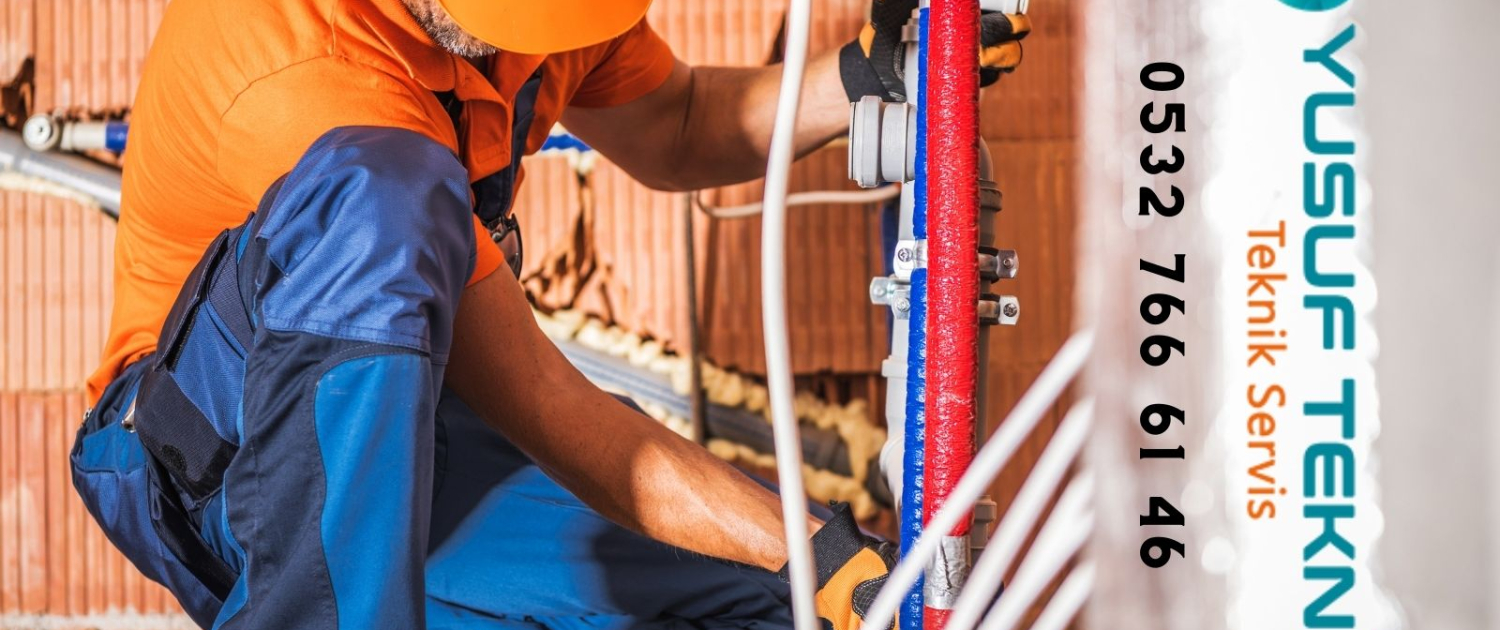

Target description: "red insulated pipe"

left=922, top=0, right=980, bottom=626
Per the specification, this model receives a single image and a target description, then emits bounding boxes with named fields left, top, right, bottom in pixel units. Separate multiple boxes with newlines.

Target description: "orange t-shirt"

left=88, top=0, right=675, bottom=402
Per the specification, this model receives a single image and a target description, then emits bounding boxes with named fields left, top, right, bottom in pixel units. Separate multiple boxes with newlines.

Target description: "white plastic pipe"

left=0, top=130, right=122, bottom=217
left=862, top=329, right=1096, bottom=630
left=943, top=399, right=1095, bottom=630
left=759, top=0, right=819, bottom=628
left=975, top=477, right=1095, bottom=630
left=1028, top=563, right=1096, bottom=630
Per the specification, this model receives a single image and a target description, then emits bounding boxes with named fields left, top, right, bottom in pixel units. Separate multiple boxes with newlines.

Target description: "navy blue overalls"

left=71, top=71, right=796, bottom=629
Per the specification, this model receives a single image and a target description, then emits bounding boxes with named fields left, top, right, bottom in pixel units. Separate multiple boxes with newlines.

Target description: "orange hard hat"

left=436, top=0, right=654, bottom=54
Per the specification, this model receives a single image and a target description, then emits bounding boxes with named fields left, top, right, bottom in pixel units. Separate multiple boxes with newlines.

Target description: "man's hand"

left=840, top=0, right=1032, bottom=102
left=780, top=503, right=898, bottom=630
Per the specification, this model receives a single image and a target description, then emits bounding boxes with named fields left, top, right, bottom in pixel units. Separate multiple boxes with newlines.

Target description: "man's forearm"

left=561, top=49, right=851, bottom=192
left=669, top=49, right=850, bottom=188
left=445, top=270, right=801, bottom=571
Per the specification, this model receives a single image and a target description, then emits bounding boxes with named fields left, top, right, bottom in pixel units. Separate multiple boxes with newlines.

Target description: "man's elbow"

left=620, top=156, right=713, bottom=193
left=631, top=170, right=697, bottom=193
left=624, top=150, right=766, bottom=192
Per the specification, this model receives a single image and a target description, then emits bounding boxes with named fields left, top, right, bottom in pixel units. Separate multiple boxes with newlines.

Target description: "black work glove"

left=778, top=503, right=898, bottom=630
left=839, top=1, right=1032, bottom=103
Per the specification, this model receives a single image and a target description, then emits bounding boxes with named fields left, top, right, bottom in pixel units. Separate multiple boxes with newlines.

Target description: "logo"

left=1277, top=0, right=1349, bottom=11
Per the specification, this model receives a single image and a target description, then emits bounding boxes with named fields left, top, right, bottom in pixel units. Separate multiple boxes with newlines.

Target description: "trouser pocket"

left=70, top=360, right=227, bottom=627
left=136, top=226, right=244, bottom=503
left=128, top=224, right=247, bottom=603
left=73, top=221, right=254, bottom=627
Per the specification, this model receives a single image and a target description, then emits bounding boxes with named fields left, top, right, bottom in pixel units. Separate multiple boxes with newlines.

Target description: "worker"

left=69, top=0, right=1030, bottom=627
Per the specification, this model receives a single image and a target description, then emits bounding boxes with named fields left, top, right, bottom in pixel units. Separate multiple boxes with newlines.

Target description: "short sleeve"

left=568, top=20, right=677, bottom=108
left=216, top=57, right=505, bottom=285
left=216, top=57, right=451, bottom=200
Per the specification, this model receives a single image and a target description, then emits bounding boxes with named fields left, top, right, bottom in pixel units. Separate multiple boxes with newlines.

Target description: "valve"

left=22, top=114, right=61, bottom=151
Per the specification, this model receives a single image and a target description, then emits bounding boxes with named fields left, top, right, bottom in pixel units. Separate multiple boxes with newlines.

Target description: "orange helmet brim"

left=436, top=0, right=654, bottom=55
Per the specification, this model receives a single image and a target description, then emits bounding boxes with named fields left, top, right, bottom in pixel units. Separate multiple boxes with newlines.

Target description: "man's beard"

left=405, top=0, right=497, bottom=58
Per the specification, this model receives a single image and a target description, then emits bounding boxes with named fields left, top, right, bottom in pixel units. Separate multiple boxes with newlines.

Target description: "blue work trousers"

left=71, top=128, right=793, bottom=629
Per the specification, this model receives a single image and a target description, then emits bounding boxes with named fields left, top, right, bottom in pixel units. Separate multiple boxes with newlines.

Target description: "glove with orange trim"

left=840, top=0, right=1032, bottom=103
left=779, top=503, right=898, bottom=630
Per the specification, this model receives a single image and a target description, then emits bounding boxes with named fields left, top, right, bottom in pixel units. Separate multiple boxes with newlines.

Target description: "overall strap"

left=435, top=67, right=544, bottom=276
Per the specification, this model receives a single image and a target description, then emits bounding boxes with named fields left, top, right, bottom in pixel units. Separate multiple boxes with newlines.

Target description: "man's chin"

left=403, top=0, right=496, bottom=58
left=434, top=33, right=497, bottom=58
